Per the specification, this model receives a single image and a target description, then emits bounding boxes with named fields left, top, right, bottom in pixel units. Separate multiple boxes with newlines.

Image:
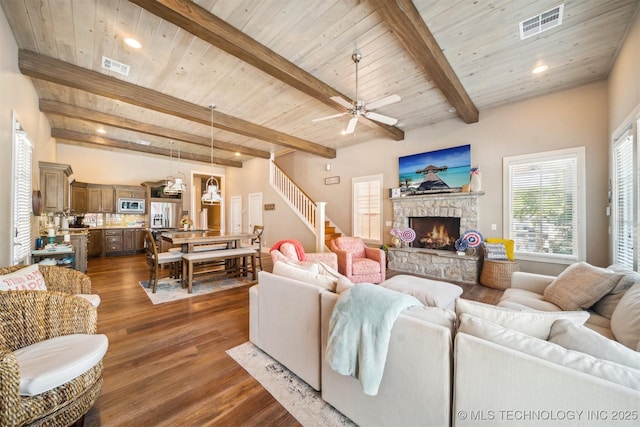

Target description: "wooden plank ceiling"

left=2, top=0, right=638, bottom=167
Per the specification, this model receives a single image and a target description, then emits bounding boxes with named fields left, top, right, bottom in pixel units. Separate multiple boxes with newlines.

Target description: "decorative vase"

left=183, top=224, right=189, bottom=231
left=470, top=172, right=482, bottom=192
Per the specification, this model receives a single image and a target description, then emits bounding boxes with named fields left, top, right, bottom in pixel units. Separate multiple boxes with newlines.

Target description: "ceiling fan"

left=313, top=50, right=401, bottom=135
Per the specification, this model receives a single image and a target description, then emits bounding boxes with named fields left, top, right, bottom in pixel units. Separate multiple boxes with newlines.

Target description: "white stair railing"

left=270, top=160, right=327, bottom=252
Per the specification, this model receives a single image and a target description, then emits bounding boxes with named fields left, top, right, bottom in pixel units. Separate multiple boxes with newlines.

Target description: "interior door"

left=247, top=192, right=263, bottom=231
left=230, top=195, right=242, bottom=234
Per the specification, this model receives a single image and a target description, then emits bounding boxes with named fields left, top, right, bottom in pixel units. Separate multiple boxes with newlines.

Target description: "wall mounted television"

left=398, top=144, right=471, bottom=195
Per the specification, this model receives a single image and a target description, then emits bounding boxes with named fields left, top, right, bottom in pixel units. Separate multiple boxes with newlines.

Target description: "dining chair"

left=242, top=225, right=264, bottom=272
left=144, top=229, right=183, bottom=293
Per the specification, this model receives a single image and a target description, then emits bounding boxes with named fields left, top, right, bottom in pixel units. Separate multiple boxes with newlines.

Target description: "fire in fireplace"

left=409, top=216, right=461, bottom=251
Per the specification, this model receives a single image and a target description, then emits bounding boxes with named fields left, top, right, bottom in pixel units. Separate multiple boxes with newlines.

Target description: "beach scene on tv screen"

left=398, top=144, right=471, bottom=194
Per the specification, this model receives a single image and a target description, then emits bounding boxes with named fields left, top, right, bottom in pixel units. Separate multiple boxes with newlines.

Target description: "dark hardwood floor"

left=84, top=253, right=502, bottom=426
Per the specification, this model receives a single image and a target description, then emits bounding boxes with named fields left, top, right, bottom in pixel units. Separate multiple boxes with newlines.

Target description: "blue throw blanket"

left=325, top=283, right=422, bottom=395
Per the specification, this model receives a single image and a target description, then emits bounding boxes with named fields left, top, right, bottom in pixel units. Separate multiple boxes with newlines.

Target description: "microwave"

left=118, top=198, right=146, bottom=214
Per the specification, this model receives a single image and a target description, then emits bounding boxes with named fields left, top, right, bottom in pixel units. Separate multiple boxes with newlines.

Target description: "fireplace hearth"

left=409, top=216, right=460, bottom=251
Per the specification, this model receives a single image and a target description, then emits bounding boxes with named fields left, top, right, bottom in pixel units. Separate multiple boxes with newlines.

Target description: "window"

left=12, top=115, right=33, bottom=264
left=503, top=147, right=586, bottom=263
left=352, top=174, right=382, bottom=244
left=612, top=122, right=638, bottom=270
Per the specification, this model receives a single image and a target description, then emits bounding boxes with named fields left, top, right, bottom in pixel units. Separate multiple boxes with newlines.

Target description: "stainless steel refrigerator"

left=150, top=201, right=180, bottom=229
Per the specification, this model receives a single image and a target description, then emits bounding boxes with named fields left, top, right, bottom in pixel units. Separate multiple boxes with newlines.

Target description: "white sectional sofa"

left=249, top=261, right=640, bottom=427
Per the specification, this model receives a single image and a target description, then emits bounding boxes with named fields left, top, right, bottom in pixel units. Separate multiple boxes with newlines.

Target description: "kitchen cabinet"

left=71, top=181, right=88, bottom=213
left=69, top=233, right=87, bottom=273
left=39, top=162, right=72, bottom=213
left=87, top=185, right=115, bottom=213
left=88, top=229, right=103, bottom=257
left=123, top=229, right=135, bottom=251
left=135, top=229, right=145, bottom=251
left=116, top=186, right=147, bottom=200
left=104, top=229, right=123, bottom=253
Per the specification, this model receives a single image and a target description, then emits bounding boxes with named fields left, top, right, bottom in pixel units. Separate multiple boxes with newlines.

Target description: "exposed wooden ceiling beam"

left=128, top=0, right=404, bottom=141
left=51, top=128, right=243, bottom=168
left=370, top=0, right=479, bottom=124
left=19, top=50, right=336, bottom=159
left=40, top=100, right=271, bottom=159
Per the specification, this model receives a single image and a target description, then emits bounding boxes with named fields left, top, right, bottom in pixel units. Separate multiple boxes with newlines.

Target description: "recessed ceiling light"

left=532, top=64, right=549, bottom=74
left=97, top=128, right=106, bottom=134
left=124, top=37, right=142, bottom=49
left=235, top=152, right=241, bottom=156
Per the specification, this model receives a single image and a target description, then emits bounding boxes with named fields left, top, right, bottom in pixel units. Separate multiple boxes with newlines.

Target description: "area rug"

left=226, top=342, right=356, bottom=427
left=139, top=276, right=256, bottom=305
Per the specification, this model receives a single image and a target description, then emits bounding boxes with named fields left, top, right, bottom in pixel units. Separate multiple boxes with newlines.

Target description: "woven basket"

left=480, top=260, right=520, bottom=290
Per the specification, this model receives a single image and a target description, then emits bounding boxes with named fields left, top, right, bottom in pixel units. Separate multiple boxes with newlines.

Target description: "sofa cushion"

left=382, top=275, right=462, bottom=309
left=610, top=280, right=640, bottom=351
left=0, top=264, right=47, bottom=291
left=272, top=261, right=337, bottom=291
left=592, top=266, right=640, bottom=319
left=498, top=288, right=563, bottom=312
left=543, top=262, right=623, bottom=311
left=458, top=313, right=640, bottom=391
left=455, top=298, right=589, bottom=339
left=14, top=333, right=109, bottom=396
left=549, top=319, right=640, bottom=370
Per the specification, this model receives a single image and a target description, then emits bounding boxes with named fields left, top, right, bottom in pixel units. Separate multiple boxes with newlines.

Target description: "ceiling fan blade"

left=330, top=95, right=354, bottom=109
left=364, top=111, right=398, bottom=126
left=344, top=116, right=358, bottom=134
left=312, top=112, right=347, bottom=122
left=365, top=94, right=401, bottom=110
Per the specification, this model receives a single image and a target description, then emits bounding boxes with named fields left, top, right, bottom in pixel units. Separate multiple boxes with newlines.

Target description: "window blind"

left=613, top=131, right=634, bottom=269
left=352, top=176, right=382, bottom=242
left=509, top=156, right=578, bottom=259
left=13, top=129, right=33, bottom=264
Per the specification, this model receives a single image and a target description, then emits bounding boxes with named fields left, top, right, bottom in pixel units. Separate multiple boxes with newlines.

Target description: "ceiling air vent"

left=519, top=4, right=564, bottom=40
left=101, top=56, right=130, bottom=76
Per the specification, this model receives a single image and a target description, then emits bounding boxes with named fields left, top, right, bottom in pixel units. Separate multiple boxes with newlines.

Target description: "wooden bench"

left=182, top=248, right=257, bottom=293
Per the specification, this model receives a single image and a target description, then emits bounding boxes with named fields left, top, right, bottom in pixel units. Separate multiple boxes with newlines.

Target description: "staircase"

left=269, top=160, right=341, bottom=251
left=324, top=220, right=341, bottom=247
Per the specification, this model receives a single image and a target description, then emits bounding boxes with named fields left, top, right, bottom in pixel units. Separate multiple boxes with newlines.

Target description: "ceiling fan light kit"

left=314, top=50, right=401, bottom=135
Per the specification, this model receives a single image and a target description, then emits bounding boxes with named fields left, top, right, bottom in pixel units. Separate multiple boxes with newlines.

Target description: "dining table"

left=160, top=230, right=256, bottom=253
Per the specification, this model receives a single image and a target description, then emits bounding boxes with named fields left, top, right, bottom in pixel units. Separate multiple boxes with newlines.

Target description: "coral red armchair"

left=329, top=236, right=385, bottom=284
left=270, top=239, right=338, bottom=271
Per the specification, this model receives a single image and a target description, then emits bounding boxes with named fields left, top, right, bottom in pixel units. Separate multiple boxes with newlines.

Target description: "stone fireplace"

left=388, top=192, right=484, bottom=284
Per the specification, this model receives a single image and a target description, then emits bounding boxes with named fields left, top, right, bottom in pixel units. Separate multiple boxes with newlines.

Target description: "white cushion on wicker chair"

left=76, top=293, right=101, bottom=307
left=15, top=334, right=109, bottom=396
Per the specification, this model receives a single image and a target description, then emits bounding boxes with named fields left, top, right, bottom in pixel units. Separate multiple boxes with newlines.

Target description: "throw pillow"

left=486, top=238, right=515, bottom=260
left=592, top=268, right=640, bottom=319
left=315, top=261, right=354, bottom=294
left=455, top=298, right=589, bottom=339
left=610, top=280, right=640, bottom=351
left=548, top=319, right=640, bottom=370
left=458, top=313, right=640, bottom=391
left=272, top=261, right=337, bottom=291
left=542, top=262, right=623, bottom=311
left=0, top=265, right=47, bottom=291
left=482, top=242, right=508, bottom=260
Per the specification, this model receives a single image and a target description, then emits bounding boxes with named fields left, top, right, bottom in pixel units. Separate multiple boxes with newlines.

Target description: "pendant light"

left=201, top=104, right=222, bottom=205
left=164, top=141, right=187, bottom=194
left=164, top=142, right=177, bottom=194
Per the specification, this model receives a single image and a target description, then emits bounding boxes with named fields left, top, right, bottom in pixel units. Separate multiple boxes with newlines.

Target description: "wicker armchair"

left=0, top=265, right=92, bottom=294
left=0, top=291, right=105, bottom=426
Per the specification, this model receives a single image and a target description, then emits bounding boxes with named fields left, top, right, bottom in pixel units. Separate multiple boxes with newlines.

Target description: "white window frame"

left=503, top=147, right=586, bottom=264
left=611, top=115, right=639, bottom=270
left=12, top=112, right=33, bottom=265
left=352, top=174, right=383, bottom=245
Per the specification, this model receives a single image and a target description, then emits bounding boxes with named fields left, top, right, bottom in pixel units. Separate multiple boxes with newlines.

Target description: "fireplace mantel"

left=389, top=191, right=484, bottom=283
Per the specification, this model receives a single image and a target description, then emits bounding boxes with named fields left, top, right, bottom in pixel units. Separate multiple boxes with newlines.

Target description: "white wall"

left=278, top=82, right=610, bottom=275
left=0, top=8, right=56, bottom=265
